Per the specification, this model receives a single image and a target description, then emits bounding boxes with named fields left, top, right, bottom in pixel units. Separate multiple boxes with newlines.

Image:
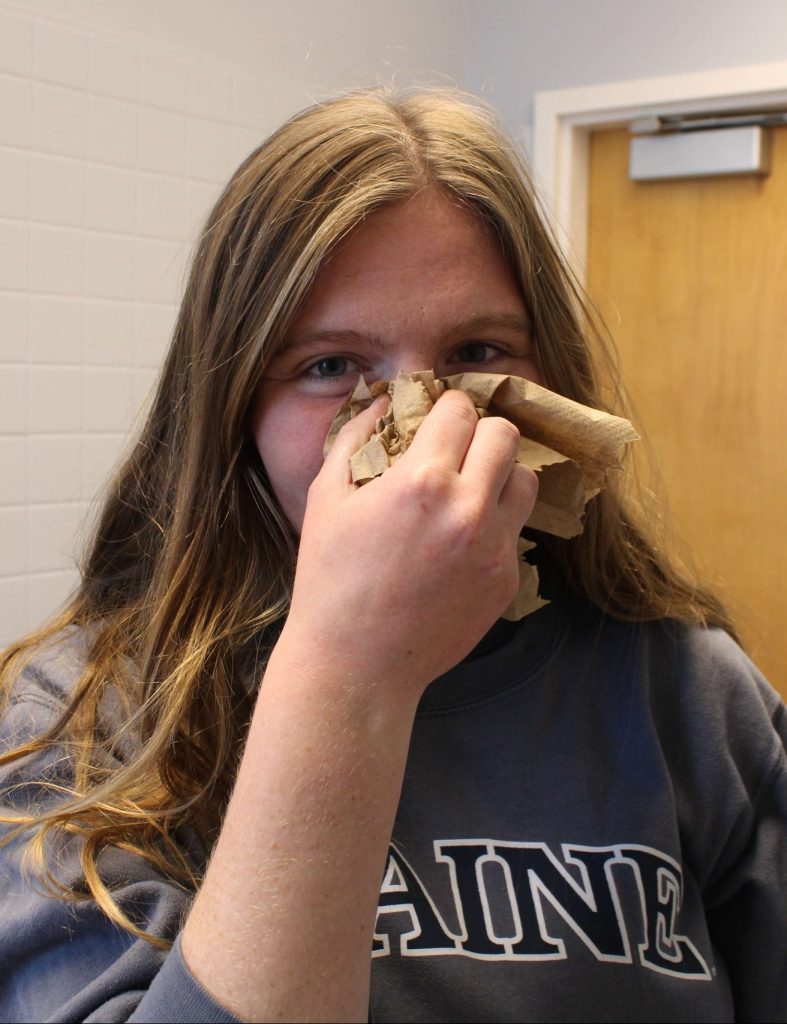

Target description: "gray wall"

left=7, top=0, right=471, bottom=97
left=465, top=0, right=787, bottom=153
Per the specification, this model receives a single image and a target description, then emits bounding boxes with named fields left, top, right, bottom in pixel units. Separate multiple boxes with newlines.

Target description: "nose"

left=380, top=346, right=437, bottom=380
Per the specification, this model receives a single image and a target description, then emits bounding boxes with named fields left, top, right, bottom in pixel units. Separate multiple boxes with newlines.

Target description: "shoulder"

left=620, top=616, right=785, bottom=785
left=563, top=594, right=782, bottom=728
left=1, top=626, right=92, bottom=745
left=561, top=604, right=785, bottom=870
left=632, top=619, right=786, bottom=886
left=642, top=618, right=784, bottom=758
left=1, top=624, right=141, bottom=798
left=584, top=606, right=783, bottom=736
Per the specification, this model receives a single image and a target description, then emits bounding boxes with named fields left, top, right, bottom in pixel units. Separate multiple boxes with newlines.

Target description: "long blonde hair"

left=0, top=86, right=735, bottom=943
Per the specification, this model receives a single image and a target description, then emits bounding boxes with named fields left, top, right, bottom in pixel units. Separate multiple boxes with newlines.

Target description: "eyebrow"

left=283, top=314, right=533, bottom=355
left=445, top=313, right=533, bottom=341
left=282, top=328, right=392, bottom=354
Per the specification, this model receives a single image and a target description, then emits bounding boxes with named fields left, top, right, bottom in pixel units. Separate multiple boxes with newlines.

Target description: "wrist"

left=266, top=619, right=428, bottom=720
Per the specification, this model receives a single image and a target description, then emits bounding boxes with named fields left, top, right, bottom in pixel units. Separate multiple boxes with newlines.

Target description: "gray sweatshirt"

left=1, top=591, right=785, bottom=1022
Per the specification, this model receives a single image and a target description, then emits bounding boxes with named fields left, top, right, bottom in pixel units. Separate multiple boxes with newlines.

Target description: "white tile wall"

left=30, top=153, right=83, bottom=225
left=0, top=74, right=32, bottom=148
left=34, top=21, right=89, bottom=90
left=0, top=10, right=32, bottom=76
left=141, top=50, right=189, bottom=113
left=83, top=367, right=137, bottom=433
left=0, top=437, right=27, bottom=504
left=84, top=232, right=135, bottom=300
left=28, top=500, right=85, bottom=572
left=85, top=163, right=136, bottom=234
left=0, top=293, right=27, bottom=362
left=81, top=433, right=125, bottom=502
left=135, top=303, right=175, bottom=367
left=29, top=365, right=83, bottom=432
left=0, top=506, right=28, bottom=575
left=84, top=300, right=135, bottom=366
left=189, top=63, right=232, bottom=123
left=29, top=224, right=83, bottom=295
left=88, top=35, right=140, bottom=102
left=0, top=2, right=303, bottom=646
left=28, top=435, right=81, bottom=503
left=0, top=367, right=27, bottom=434
left=134, top=238, right=187, bottom=304
left=87, top=95, right=138, bottom=165
left=0, top=221, right=29, bottom=291
left=29, top=295, right=82, bottom=363
left=32, top=82, right=87, bottom=157
left=0, top=577, right=28, bottom=641
left=0, top=148, right=29, bottom=218
left=139, top=108, right=186, bottom=176
left=137, top=173, right=186, bottom=240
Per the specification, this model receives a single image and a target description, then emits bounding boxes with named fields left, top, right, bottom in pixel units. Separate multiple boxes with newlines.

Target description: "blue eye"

left=308, top=356, right=353, bottom=378
left=455, top=342, right=494, bottom=364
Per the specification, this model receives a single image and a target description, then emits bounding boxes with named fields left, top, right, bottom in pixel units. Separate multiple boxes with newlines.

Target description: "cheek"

left=250, top=386, right=340, bottom=530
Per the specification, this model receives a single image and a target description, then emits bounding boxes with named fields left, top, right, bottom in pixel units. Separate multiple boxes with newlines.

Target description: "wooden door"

left=586, top=125, right=787, bottom=698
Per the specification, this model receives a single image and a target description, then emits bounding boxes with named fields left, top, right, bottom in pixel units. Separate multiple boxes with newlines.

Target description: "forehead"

left=290, top=189, right=526, bottom=332
left=327, top=191, right=500, bottom=275
left=339, top=188, right=489, bottom=248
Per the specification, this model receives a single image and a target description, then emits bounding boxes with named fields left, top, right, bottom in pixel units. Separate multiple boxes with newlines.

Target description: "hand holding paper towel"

left=324, top=370, right=638, bottom=619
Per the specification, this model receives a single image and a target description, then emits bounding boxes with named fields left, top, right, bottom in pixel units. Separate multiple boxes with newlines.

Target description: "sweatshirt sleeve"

left=0, top=653, right=242, bottom=1023
left=0, top=830, right=242, bottom=1023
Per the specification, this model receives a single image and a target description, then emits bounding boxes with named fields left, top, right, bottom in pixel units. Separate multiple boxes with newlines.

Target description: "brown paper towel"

left=324, top=370, right=638, bottom=619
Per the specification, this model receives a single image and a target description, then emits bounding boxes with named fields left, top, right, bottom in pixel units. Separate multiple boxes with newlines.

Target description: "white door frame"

left=532, top=62, right=787, bottom=283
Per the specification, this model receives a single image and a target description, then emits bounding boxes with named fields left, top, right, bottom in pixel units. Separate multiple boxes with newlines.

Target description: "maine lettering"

left=373, top=840, right=711, bottom=980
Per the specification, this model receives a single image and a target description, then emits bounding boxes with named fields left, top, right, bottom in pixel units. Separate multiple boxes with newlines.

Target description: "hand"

left=282, top=389, right=539, bottom=702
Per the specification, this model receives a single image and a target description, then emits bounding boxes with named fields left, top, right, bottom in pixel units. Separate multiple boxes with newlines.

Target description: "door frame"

left=532, top=62, right=787, bottom=283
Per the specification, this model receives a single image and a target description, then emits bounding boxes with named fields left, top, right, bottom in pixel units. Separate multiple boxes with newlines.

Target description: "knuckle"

left=438, top=389, right=479, bottom=426
left=514, top=462, right=539, bottom=496
left=470, top=418, right=521, bottom=473
left=454, top=504, right=485, bottom=546
left=484, top=416, right=521, bottom=451
left=449, top=504, right=496, bottom=564
left=404, top=461, right=452, bottom=504
left=495, top=416, right=521, bottom=442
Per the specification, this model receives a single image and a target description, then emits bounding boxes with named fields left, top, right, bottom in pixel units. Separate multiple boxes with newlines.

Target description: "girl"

left=1, top=88, right=785, bottom=1023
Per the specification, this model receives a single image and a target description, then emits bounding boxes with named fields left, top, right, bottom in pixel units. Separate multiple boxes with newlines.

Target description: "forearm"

left=181, top=634, right=418, bottom=1022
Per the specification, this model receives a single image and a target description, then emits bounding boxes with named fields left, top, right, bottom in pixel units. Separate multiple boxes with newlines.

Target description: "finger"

left=322, top=394, right=390, bottom=484
left=498, top=462, right=539, bottom=534
left=459, top=416, right=521, bottom=499
left=404, top=389, right=479, bottom=471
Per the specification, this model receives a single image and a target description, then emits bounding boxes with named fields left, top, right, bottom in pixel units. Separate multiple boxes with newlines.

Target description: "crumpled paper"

left=324, top=370, right=638, bottom=620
